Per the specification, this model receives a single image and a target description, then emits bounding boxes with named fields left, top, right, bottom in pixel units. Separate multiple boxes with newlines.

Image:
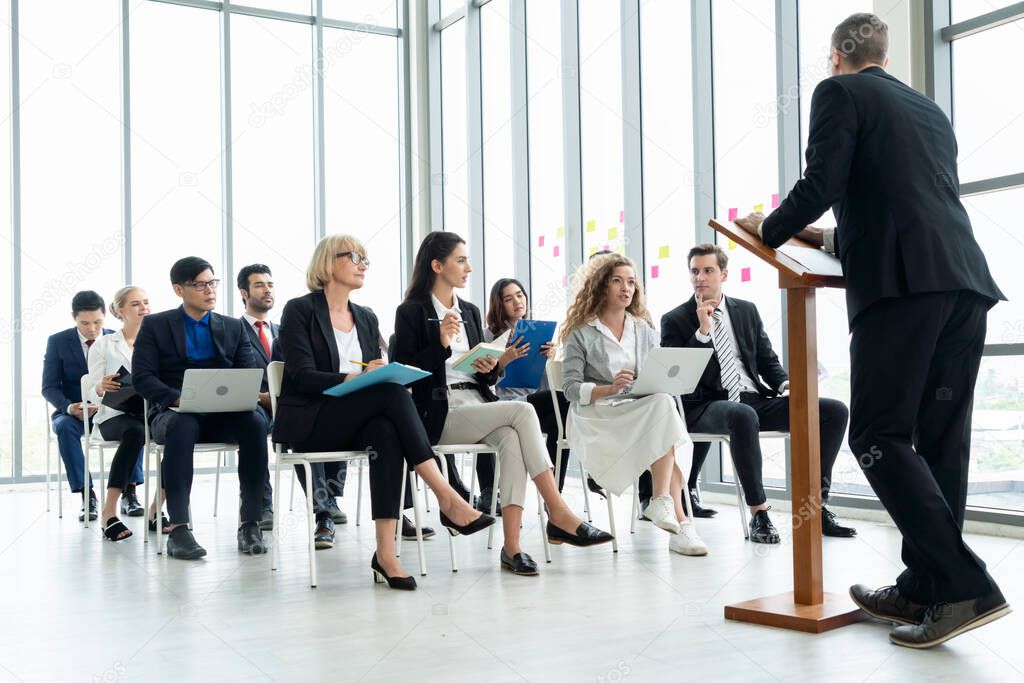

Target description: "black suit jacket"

left=392, top=296, right=499, bottom=444
left=272, top=292, right=381, bottom=445
left=761, top=67, right=1004, bottom=327
left=661, top=296, right=788, bottom=426
left=42, top=327, right=114, bottom=416
left=240, top=316, right=281, bottom=392
left=133, top=307, right=257, bottom=415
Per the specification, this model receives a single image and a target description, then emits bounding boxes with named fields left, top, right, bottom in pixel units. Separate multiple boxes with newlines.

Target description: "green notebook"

left=451, top=329, right=511, bottom=374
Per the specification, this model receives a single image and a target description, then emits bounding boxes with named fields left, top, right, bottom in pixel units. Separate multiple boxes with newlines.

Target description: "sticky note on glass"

left=608, top=227, right=618, bottom=239
left=586, top=219, right=596, bottom=233
left=728, top=240, right=737, bottom=250
left=603, top=244, right=610, bottom=251
left=658, top=245, right=670, bottom=259
left=553, top=245, right=560, bottom=257
left=588, top=246, right=598, bottom=256
left=538, top=235, right=545, bottom=247
left=619, top=209, right=624, bottom=223
left=728, top=207, right=738, bottom=221
left=741, top=267, right=751, bottom=282
left=556, top=226, right=564, bottom=238
left=753, top=203, right=764, bottom=212
left=771, top=193, right=780, bottom=208
left=651, top=265, right=659, bottom=279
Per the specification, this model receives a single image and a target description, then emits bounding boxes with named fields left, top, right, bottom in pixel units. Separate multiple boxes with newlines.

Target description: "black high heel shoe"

left=370, top=553, right=417, bottom=591
left=586, top=476, right=607, bottom=500
left=438, top=509, right=496, bottom=537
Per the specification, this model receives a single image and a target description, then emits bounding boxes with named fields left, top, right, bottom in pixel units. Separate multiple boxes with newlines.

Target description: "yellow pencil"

left=350, top=360, right=371, bottom=367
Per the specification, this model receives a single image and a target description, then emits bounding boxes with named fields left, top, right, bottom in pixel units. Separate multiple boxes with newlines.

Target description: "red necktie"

left=256, top=321, right=271, bottom=357
left=85, top=338, right=94, bottom=358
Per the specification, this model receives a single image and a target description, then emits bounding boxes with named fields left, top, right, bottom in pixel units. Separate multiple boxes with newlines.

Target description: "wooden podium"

left=709, top=218, right=864, bottom=633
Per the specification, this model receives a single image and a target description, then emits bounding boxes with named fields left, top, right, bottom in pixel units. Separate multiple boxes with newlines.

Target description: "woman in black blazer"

left=392, top=231, right=613, bottom=577
left=274, top=234, right=494, bottom=590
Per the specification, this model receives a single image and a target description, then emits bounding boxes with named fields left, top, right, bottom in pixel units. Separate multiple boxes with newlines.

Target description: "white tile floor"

left=1, top=474, right=1022, bottom=683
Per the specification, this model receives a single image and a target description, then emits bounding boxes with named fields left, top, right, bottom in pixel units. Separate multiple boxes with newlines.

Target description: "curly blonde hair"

left=559, top=254, right=652, bottom=343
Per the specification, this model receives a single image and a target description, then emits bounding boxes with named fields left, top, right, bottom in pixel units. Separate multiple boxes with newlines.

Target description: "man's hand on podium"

left=795, top=225, right=825, bottom=248
left=733, top=211, right=766, bottom=237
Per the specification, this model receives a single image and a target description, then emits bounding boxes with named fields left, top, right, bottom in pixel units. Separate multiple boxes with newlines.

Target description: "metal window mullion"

left=120, top=0, right=133, bottom=282
left=509, top=0, right=530, bottom=287
left=312, top=0, right=327, bottom=240
left=941, top=1, right=1024, bottom=40
left=561, top=0, right=583, bottom=272
left=220, top=3, right=235, bottom=317
left=428, top=2, right=444, bottom=233
left=399, top=0, right=415, bottom=283
left=620, top=0, right=644, bottom=274
left=960, top=172, right=1024, bottom=196
left=924, top=0, right=953, bottom=119
left=10, top=0, right=22, bottom=479
left=465, top=0, right=485, bottom=295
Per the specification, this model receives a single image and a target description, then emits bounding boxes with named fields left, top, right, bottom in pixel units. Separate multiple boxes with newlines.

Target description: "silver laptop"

left=172, top=368, right=264, bottom=413
left=617, top=347, right=714, bottom=399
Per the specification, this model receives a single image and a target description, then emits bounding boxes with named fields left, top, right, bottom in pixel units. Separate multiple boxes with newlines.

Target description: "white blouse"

left=431, top=292, right=476, bottom=386
left=334, top=326, right=363, bottom=375
left=86, top=330, right=135, bottom=426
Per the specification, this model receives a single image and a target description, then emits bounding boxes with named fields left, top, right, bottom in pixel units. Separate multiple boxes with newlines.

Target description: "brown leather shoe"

left=889, top=590, right=1010, bottom=649
left=849, top=584, right=927, bottom=626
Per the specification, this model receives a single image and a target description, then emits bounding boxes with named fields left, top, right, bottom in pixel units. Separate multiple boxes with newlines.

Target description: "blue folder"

left=322, top=362, right=431, bottom=398
left=498, top=320, right=557, bottom=389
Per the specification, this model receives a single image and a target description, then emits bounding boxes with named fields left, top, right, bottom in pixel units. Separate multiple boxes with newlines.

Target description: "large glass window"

left=525, top=0, right=566, bottom=321
left=440, top=19, right=469, bottom=240
left=324, top=0, right=398, bottom=26
left=0, top=0, right=12, bottom=477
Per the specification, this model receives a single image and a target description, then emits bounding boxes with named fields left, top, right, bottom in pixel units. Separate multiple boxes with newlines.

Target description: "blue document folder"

left=322, top=363, right=431, bottom=398
left=498, top=320, right=557, bottom=389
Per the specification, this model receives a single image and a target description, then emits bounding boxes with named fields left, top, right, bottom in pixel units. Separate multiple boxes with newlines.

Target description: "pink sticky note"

left=651, top=265, right=660, bottom=279
left=728, top=207, right=738, bottom=221
left=553, top=245, right=560, bottom=257
left=603, top=244, right=609, bottom=251
left=619, top=209, right=624, bottom=223
left=562, top=275, right=567, bottom=286
left=771, top=193, right=780, bottom=208
left=538, top=235, right=545, bottom=247
left=741, top=267, right=751, bottom=282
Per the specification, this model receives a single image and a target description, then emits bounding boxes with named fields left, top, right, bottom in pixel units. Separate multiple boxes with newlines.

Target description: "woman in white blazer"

left=86, top=287, right=150, bottom=541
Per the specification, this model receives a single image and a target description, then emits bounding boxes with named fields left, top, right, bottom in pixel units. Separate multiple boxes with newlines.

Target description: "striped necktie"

left=711, top=308, right=742, bottom=402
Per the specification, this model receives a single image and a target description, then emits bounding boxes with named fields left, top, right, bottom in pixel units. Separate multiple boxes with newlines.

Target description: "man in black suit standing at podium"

left=737, top=13, right=1008, bottom=648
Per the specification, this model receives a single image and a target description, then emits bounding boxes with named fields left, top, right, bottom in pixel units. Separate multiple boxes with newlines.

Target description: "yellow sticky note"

left=588, top=246, right=598, bottom=256
left=728, top=240, right=737, bottom=250
left=586, top=219, right=596, bottom=233
left=608, top=227, right=618, bottom=239
left=556, top=226, right=564, bottom=238
left=753, top=203, right=764, bottom=212
left=658, top=245, right=670, bottom=259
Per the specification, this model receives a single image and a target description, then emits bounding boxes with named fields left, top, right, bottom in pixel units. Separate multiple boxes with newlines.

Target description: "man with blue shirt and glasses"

left=133, top=257, right=269, bottom=560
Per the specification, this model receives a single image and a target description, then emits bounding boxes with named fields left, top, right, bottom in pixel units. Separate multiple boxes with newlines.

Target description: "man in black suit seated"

left=134, top=257, right=269, bottom=559
left=736, top=13, right=1007, bottom=647
left=42, top=291, right=115, bottom=521
left=656, top=243, right=854, bottom=543
left=236, top=263, right=281, bottom=530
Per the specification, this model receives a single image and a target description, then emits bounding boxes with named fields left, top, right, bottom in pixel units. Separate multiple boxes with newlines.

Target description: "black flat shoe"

left=314, top=511, right=335, bottom=550
left=371, top=552, right=416, bottom=590
left=586, top=476, right=607, bottom=500
left=689, top=489, right=718, bottom=518
left=148, top=513, right=171, bottom=534
left=474, top=488, right=502, bottom=515
left=120, top=489, right=145, bottom=517
left=258, top=506, right=274, bottom=531
left=102, top=516, right=132, bottom=542
left=79, top=495, right=99, bottom=522
left=545, top=521, right=614, bottom=547
left=237, top=521, right=267, bottom=555
left=749, top=509, right=781, bottom=544
left=822, top=507, right=856, bottom=537
left=438, top=510, right=495, bottom=537
left=890, top=590, right=1011, bottom=649
left=401, top=515, right=435, bottom=540
left=166, top=526, right=206, bottom=560
left=849, top=584, right=928, bottom=626
left=500, top=548, right=538, bottom=576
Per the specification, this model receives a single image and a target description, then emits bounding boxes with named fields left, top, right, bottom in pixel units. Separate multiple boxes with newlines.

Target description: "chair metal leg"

left=57, top=456, right=63, bottom=518
left=578, top=460, right=592, bottom=522
left=630, top=485, right=639, bottom=534
left=143, top=444, right=149, bottom=545
left=537, top=490, right=552, bottom=563
left=213, top=451, right=221, bottom=518
left=438, top=455, right=458, bottom=572
left=302, top=462, right=317, bottom=588
left=99, top=449, right=105, bottom=495
left=289, top=466, right=296, bottom=511
left=730, top=451, right=749, bottom=539
left=156, top=447, right=163, bottom=555
left=486, top=457, right=500, bottom=551
left=45, top=425, right=52, bottom=512
left=395, top=462, right=406, bottom=555
left=606, top=490, right=618, bottom=553
left=82, top=434, right=90, bottom=529
left=356, top=459, right=364, bottom=527
left=406, top=464, right=427, bottom=577
left=271, top=450, right=283, bottom=572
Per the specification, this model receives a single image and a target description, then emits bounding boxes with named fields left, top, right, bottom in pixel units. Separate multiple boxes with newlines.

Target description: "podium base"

left=724, top=591, right=865, bottom=633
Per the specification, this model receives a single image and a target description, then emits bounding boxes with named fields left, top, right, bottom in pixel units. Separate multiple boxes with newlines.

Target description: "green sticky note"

left=556, top=226, right=564, bottom=238
left=608, top=227, right=618, bottom=239
left=588, top=246, right=598, bottom=256
left=586, top=219, right=596, bottom=233
left=658, top=245, right=670, bottom=259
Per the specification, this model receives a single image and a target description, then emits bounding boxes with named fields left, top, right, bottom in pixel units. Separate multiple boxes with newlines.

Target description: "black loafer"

left=890, top=590, right=1011, bottom=649
left=749, top=509, right=781, bottom=544
left=120, top=489, right=145, bottom=517
left=849, top=584, right=928, bottom=626
left=258, top=506, right=274, bottom=531
left=314, top=511, right=335, bottom=550
left=500, top=548, right=539, bottom=576
left=545, top=521, right=614, bottom=547
left=79, top=495, right=99, bottom=522
left=401, top=515, right=435, bottom=540
left=237, top=521, right=267, bottom=555
left=822, top=507, right=856, bottom=537
left=689, top=489, right=718, bottom=518
left=166, top=526, right=207, bottom=560
left=474, top=488, right=502, bottom=515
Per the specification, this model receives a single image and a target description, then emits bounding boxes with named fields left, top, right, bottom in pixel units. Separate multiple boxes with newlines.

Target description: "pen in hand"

left=427, top=318, right=465, bottom=324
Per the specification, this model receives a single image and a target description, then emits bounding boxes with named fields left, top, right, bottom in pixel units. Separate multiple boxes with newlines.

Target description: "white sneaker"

left=670, top=521, right=708, bottom=556
left=645, top=495, right=681, bottom=534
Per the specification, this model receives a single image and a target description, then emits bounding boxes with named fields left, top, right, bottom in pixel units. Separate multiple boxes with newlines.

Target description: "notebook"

left=450, top=329, right=511, bottom=374
left=322, top=362, right=431, bottom=399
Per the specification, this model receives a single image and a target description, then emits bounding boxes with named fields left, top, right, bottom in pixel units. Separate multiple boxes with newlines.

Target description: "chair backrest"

left=545, top=360, right=566, bottom=441
left=267, top=360, right=284, bottom=421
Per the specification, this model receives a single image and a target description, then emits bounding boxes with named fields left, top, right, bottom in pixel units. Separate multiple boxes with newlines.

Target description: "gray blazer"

left=561, top=315, right=658, bottom=405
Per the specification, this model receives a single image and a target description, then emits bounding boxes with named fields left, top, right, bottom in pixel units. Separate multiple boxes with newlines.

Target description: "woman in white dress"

left=560, top=254, right=707, bottom=556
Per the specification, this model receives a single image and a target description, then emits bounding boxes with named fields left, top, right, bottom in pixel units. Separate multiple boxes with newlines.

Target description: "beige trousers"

left=439, top=390, right=551, bottom=508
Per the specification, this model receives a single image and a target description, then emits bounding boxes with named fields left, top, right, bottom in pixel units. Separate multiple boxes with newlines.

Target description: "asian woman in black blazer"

left=274, top=234, right=494, bottom=590
left=392, top=231, right=613, bottom=577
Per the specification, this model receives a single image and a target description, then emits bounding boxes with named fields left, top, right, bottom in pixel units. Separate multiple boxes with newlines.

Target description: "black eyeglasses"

left=336, top=252, right=370, bottom=267
left=184, top=279, right=220, bottom=291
